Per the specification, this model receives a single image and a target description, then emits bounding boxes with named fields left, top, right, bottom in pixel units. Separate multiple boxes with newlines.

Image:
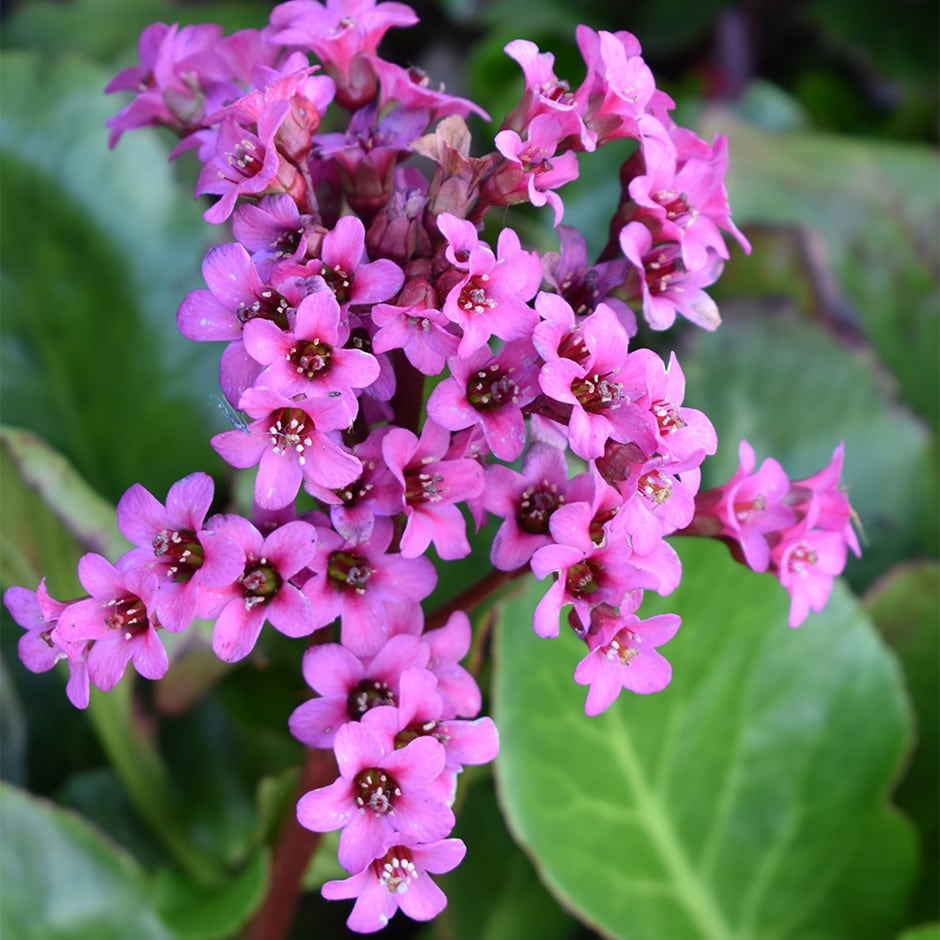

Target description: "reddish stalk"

left=243, top=746, right=338, bottom=940
left=425, top=564, right=528, bottom=631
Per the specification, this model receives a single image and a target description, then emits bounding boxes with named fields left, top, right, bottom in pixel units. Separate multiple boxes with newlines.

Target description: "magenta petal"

left=302, top=643, right=364, bottom=695
left=414, top=837, right=467, bottom=875
left=321, top=867, right=371, bottom=903
left=303, top=435, right=362, bottom=489
left=346, top=881, right=398, bottom=933
left=297, top=777, right=354, bottom=833
left=440, top=717, right=499, bottom=765
left=212, top=601, right=265, bottom=663
left=391, top=792, right=455, bottom=844
left=116, top=483, right=167, bottom=545
left=267, top=585, right=319, bottom=638
left=397, top=873, right=447, bottom=922
left=334, top=722, right=387, bottom=778
left=289, top=697, right=351, bottom=747
left=383, top=736, right=445, bottom=790
left=86, top=636, right=135, bottom=691
left=339, top=814, right=392, bottom=874
left=212, top=427, right=268, bottom=469
left=256, top=449, right=304, bottom=509
left=624, top=648, right=672, bottom=694
left=166, top=472, right=214, bottom=530
left=131, top=628, right=169, bottom=680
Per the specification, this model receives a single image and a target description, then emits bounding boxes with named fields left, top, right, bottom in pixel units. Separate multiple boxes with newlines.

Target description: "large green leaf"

left=0, top=782, right=172, bottom=940
left=2, top=0, right=271, bottom=64
left=0, top=52, right=224, bottom=503
left=442, top=775, right=581, bottom=940
left=704, top=110, right=940, bottom=427
left=866, top=562, right=940, bottom=924
left=494, top=539, right=916, bottom=940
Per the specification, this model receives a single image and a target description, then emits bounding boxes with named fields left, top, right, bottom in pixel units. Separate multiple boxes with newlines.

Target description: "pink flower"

left=376, top=669, right=499, bottom=803
left=307, top=215, right=405, bottom=309
left=297, top=715, right=453, bottom=873
left=501, top=39, right=587, bottom=148
left=537, top=302, right=640, bottom=460
left=574, top=604, right=681, bottom=714
left=4, top=581, right=90, bottom=709
left=55, top=555, right=168, bottom=693
left=202, top=517, right=321, bottom=662
left=542, top=226, right=634, bottom=329
left=211, top=386, right=361, bottom=509
left=484, top=442, right=571, bottom=570
left=426, top=341, right=538, bottom=462
left=620, top=222, right=724, bottom=331
left=371, top=298, right=459, bottom=377
left=420, top=611, right=483, bottom=718
left=115, top=472, right=244, bottom=633
left=437, top=214, right=542, bottom=357
left=494, top=114, right=580, bottom=225
left=105, top=22, right=245, bottom=147
left=786, top=442, right=861, bottom=558
left=301, top=518, right=437, bottom=656
left=692, top=440, right=796, bottom=571
left=176, top=242, right=291, bottom=407
left=270, top=0, right=419, bottom=103
left=288, top=633, right=431, bottom=748
left=195, top=105, right=299, bottom=224
left=231, top=194, right=315, bottom=276
left=772, top=526, right=848, bottom=628
left=321, top=836, right=465, bottom=933
left=381, top=420, right=484, bottom=560
left=242, top=288, right=380, bottom=416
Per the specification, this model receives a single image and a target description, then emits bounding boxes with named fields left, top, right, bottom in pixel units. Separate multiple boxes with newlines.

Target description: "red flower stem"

left=425, top=564, right=529, bottom=632
left=243, top=746, right=338, bottom=940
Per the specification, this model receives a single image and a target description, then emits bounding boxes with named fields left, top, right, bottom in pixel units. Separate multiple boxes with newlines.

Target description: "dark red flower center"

left=466, top=365, right=519, bottom=412
left=458, top=274, right=497, bottom=315
left=353, top=767, right=400, bottom=816
left=347, top=679, right=395, bottom=718
left=103, top=594, right=149, bottom=636
left=373, top=846, right=418, bottom=892
left=516, top=481, right=563, bottom=534
left=571, top=372, right=624, bottom=412
left=321, top=265, right=353, bottom=304
left=289, top=339, right=333, bottom=379
left=327, top=550, right=373, bottom=593
left=651, top=398, right=686, bottom=437
left=638, top=470, right=672, bottom=506
left=237, top=287, right=291, bottom=330
left=268, top=408, right=315, bottom=463
left=152, top=529, right=205, bottom=582
left=565, top=560, right=602, bottom=597
left=240, top=557, right=282, bottom=610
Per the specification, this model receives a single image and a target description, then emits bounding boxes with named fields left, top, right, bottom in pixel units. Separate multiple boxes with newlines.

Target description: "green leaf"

left=681, top=312, right=937, bottom=589
left=866, top=562, right=940, bottom=924
left=2, top=0, right=272, bottom=66
left=153, top=850, right=270, bottom=940
left=703, top=110, right=940, bottom=427
left=898, top=926, right=940, bottom=940
left=494, top=539, right=916, bottom=940
left=0, top=782, right=173, bottom=940
left=442, top=776, right=581, bottom=940
left=0, top=426, right=127, bottom=577
left=0, top=52, right=224, bottom=503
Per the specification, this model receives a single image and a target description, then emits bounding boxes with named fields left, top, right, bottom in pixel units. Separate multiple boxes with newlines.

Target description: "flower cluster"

left=685, top=441, right=862, bottom=627
left=3, top=0, right=860, bottom=932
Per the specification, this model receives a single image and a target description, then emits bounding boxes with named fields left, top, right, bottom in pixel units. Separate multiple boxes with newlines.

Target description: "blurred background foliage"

left=1, top=1, right=937, bottom=938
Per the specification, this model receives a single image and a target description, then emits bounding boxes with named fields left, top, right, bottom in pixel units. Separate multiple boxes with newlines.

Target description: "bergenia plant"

left=4, top=1, right=865, bottom=936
